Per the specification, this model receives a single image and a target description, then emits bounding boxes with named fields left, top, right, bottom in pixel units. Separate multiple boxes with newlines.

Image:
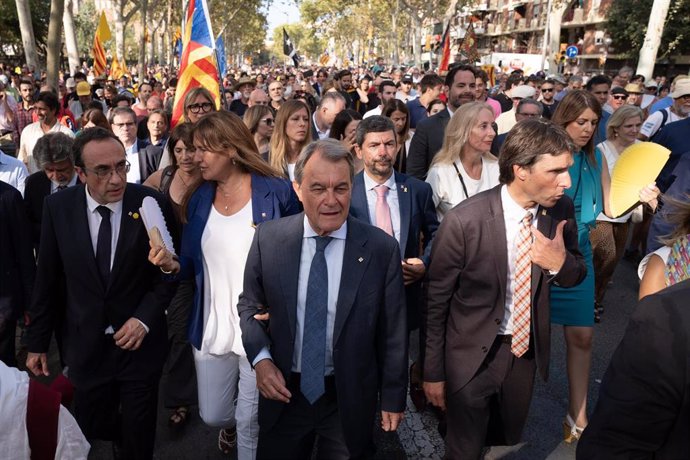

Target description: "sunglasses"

left=261, top=118, right=274, bottom=126
left=612, top=95, right=627, bottom=100
left=541, top=88, right=554, bottom=92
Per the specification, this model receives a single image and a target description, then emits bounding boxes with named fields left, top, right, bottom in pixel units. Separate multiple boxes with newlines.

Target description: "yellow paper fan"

left=609, top=142, right=670, bottom=218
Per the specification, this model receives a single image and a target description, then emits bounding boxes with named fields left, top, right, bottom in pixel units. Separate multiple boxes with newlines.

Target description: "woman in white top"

left=425, top=101, right=500, bottom=220
left=149, top=111, right=299, bottom=458
left=590, top=105, right=644, bottom=320
left=639, top=196, right=690, bottom=299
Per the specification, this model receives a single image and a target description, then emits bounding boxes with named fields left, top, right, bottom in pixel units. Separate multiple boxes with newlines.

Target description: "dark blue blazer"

left=178, top=174, right=300, bottom=349
left=349, top=171, right=439, bottom=329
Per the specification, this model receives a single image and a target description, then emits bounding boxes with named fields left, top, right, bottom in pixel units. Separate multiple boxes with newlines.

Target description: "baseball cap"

left=402, top=74, right=413, bottom=83
left=610, top=87, right=629, bottom=97
left=76, top=81, right=91, bottom=97
left=510, top=85, right=536, bottom=99
left=671, top=79, right=690, bottom=98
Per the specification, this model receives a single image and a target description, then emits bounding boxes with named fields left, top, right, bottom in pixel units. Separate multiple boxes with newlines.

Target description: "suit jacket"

left=177, top=174, right=301, bottom=350
left=23, top=171, right=52, bottom=251
left=490, top=132, right=508, bottom=158
left=577, top=279, right=690, bottom=459
left=349, top=170, right=439, bottom=329
left=137, top=141, right=163, bottom=182
left=238, top=214, right=408, bottom=457
left=424, top=185, right=586, bottom=392
left=407, top=109, right=451, bottom=180
left=25, top=184, right=177, bottom=383
left=0, top=182, right=35, bottom=325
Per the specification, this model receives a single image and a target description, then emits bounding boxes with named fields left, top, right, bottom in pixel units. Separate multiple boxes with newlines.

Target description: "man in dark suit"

left=238, top=139, right=408, bottom=459
left=577, top=279, right=690, bottom=458
left=110, top=107, right=162, bottom=183
left=24, top=128, right=176, bottom=459
left=311, top=91, right=346, bottom=140
left=424, top=119, right=587, bottom=458
left=24, top=132, right=79, bottom=251
left=0, top=181, right=35, bottom=366
left=407, top=64, right=477, bottom=180
left=349, top=116, right=439, bottom=409
left=490, top=99, right=544, bottom=157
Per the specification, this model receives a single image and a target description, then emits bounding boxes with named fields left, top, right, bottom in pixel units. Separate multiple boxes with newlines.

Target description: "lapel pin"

left=358, top=257, right=364, bottom=263
left=541, top=209, right=547, bottom=216
left=261, top=212, right=266, bottom=217
left=129, top=211, right=140, bottom=219
left=401, top=185, right=408, bottom=192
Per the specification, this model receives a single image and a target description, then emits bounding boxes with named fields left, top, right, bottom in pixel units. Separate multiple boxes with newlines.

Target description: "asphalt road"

left=28, top=256, right=642, bottom=460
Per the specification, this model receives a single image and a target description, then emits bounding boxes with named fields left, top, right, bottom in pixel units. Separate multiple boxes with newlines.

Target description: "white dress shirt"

left=312, top=113, right=329, bottom=139
left=125, top=142, right=142, bottom=184
left=362, top=171, right=401, bottom=244
left=291, top=216, right=346, bottom=374
left=499, top=185, right=538, bottom=335
left=0, top=150, right=29, bottom=196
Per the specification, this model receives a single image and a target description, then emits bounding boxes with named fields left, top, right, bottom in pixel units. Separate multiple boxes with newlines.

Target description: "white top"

left=595, top=140, right=635, bottom=223
left=499, top=185, right=538, bottom=335
left=362, top=171, right=401, bottom=244
left=363, top=106, right=382, bottom=119
left=640, top=107, right=685, bottom=139
left=200, top=199, right=255, bottom=356
left=287, top=163, right=296, bottom=181
left=425, top=155, right=500, bottom=221
left=18, top=121, right=75, bottom=173
left=125, top=143, right=142, bottom=184
left=0, top=150, right=29, bottom=196
left=0, top=362, right=90, bottom=460
left=292, top=216, right=346, bottom=374
left=638, top=246, right=671, bottom=280
left=0, top=93, right=17, bottom=131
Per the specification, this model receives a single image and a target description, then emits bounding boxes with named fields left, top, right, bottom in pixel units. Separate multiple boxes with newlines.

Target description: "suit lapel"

left=350, top=173, right=371, bottom=223
left=485, top=188, right=508, bottom=304
left=532, top=206, right=554, bottom=303
left=110, top=187, right=142, bottom=290
left=251, top=174, right=275, bottom=225
left=73, top=186, right=105, bottom=291
left=396, top=172, right=411, bottom=259
left=279, top=214, right=304, bottom=340
left=137, top=146, right=147, bottom=180
left=333, top=218, right=371, bottom=346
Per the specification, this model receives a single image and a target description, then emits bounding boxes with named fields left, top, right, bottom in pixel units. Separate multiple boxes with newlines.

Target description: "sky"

left=265, top=0, right=301, bottom=41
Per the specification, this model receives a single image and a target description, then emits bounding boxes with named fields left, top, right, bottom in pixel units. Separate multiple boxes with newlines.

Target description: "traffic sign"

left=565, top=45, right=578, bottom=59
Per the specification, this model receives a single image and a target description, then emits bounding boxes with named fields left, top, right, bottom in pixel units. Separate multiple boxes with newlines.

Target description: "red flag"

left=439, top=21, right=452, bottom=73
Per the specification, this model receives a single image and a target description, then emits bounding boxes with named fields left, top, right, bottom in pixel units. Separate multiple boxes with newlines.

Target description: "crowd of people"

left=1, top=55, right=689, bottom=460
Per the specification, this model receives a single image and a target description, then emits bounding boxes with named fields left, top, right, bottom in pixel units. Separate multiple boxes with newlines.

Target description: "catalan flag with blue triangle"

left=215, top=35, right=226, bottom=79
left=171, top=0, right=221, bottom=127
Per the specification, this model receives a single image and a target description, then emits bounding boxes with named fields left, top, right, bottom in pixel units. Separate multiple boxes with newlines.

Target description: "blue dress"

left=551, top=149, right=603, bottom=326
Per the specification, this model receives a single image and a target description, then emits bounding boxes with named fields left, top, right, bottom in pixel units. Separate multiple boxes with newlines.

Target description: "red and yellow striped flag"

left=171, top=0, right=220, bottom=127
left=92, top=12, right=111, bottom=77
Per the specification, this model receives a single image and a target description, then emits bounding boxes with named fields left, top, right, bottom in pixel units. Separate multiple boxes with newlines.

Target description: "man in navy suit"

left=109, top=107, right=162, bottom=184
left=238, top=139, right=408, bottom=459
left=349, top=116, right=439, bottom=408
left=25, top=128, right=177, bottom=459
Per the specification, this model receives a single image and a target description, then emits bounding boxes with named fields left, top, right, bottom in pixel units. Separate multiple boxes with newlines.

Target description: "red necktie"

left=512, top=212, right=533, bottom=357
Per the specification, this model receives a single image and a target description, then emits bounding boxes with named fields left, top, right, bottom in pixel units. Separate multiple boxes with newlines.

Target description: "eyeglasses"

left=112, top=122, right=136, bottom=128
left=82, top=160, right=130, bottom=179
left=612, top=95, right=627, bottom=100
left=186, top=102, right=214, bottom=114
left=517, top=112, right=540, bottom=118
left=261, top=118, right=274, bottom=126
left=541, top=88, right=554, bottom=92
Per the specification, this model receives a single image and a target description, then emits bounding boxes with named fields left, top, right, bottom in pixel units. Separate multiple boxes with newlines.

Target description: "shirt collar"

left=85, top=184, right=123, bottom=215
left=303, top=214, right=347, bottom=240
left=501, top=185, right=537, bottom=221
left=0, top=150, right=8, bottom=165
left=363, top=170, right=396, bottom=192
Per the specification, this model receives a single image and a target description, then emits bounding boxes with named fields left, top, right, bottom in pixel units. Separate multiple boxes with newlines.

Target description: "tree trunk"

left=63, top=0, right=80, bottom=75
left=411, top=15, right=422, bottom=68
left=391, top=0, right=400, bottom=65
left=139, top=0, right=149, bottom=78
left=46, top=0, right=65, bottom=91
left=636, top=0, right=671, bottom=80
left=15, top=0, right=40, bottom=71
left=547, top=0, right=570, bottom=73
left=114, top=1, right=126, bottom=61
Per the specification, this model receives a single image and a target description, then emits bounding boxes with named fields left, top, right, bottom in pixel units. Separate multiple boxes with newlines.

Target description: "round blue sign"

left=566, top=45, right=578, bottom=59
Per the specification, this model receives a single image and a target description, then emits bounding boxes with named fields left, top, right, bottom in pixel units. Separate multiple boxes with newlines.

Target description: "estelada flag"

left=171, top=0, right=221, bottom=127
left=439, top=21, right=452, bottom=73
left=92, top=12, right=111, bottom=77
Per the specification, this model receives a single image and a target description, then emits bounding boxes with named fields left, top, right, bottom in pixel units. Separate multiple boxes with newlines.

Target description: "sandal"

left=168, top=406, right=189, bottom=429
left=563, top=414, right=585, bottom=443
left=218, top=427, right=237, bottom=454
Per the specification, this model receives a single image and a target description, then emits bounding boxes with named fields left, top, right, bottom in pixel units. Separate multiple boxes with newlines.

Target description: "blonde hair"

left=606, top=105, right=643, bottom=140
left=432, top=101, right=496, bottom=166
left=269, top=99, right=312, bottom=178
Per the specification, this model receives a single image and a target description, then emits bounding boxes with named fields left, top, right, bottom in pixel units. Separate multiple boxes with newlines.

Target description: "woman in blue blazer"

left=153, top=111, right=299, bottom=458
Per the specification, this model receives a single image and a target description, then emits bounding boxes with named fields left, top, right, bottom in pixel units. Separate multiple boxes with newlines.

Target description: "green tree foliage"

left=606, top=0, right=690, bottom=59
left=0, top=0, right=50, bottom=56
left=270, top=23, right=326, bottom=62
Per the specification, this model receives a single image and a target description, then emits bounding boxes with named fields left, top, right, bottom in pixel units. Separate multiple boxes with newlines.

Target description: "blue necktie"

left=301, top=236, right=332, bottom=404
left=96, top=205, right=112, bottom=287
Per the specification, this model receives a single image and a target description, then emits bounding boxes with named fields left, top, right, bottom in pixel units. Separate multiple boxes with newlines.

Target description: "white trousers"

left=193, top=349, right=259, bottom=460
